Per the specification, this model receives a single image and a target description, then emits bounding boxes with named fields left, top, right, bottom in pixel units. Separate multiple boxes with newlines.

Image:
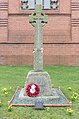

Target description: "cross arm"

left=29, top=13, right=36, bottom=23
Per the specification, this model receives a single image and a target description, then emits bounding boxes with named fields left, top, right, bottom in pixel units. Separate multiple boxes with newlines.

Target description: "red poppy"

left=26, top=83, right=40, bottom=97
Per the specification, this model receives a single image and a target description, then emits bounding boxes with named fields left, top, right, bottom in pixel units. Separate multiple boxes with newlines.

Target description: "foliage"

left=0, top=100, right=2, bottom=107
left=8, top=105, right=13, bottom=112
left=67, top=108, right=74, bottom=116
left=0, top=66, right=79, bottom=119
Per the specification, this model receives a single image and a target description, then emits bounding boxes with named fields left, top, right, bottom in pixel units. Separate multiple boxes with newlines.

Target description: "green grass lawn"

left=0, top=66, right=79, bottom=119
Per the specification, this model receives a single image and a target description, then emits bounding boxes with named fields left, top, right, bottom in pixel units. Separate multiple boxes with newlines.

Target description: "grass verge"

left=0, top=66, right=79, bottom=119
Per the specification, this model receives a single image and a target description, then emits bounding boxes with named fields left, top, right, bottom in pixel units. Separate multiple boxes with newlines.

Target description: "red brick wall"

left=0, top=0, right=79, bottom=66
left=72, top=0, right=79, bottom=43
left=0, top=0, right=8, bottom=43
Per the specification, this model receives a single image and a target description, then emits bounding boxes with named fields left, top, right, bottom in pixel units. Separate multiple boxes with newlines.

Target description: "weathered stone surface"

left=19, top=87, right=59, bottom=100
left=24, top=71, right=52, bottom=96
left=29, top=5, right=48, bottom=71
left=19, top=5, right=59, bottom=100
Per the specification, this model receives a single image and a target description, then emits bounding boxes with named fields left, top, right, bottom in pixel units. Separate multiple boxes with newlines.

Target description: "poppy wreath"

left=26, top=83, right=40, bottom=97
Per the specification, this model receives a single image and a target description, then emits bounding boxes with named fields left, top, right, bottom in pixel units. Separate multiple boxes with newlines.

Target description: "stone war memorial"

left=8, top=5, right=71, bottom=108
left=0, top=0, right=79, bottom=66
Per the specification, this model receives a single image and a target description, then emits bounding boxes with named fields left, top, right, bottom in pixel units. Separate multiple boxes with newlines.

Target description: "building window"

left=21, top=0, right=29, bottom=10
left=44, top=0, right=50, bottom=9
left=50, top=0, right=59, bottom=10
left=21, top=0, right=59, bottom=10
left=36, top=0, right=42, bottom=5
left=29, top=0, right=35, bottom=9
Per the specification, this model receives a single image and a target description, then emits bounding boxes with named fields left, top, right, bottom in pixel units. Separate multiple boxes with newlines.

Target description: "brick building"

left=0, top=0, right=79, bottom=66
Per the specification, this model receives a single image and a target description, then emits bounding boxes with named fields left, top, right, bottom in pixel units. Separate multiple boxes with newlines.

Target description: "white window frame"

left=20, top=0, right=59, bottom=10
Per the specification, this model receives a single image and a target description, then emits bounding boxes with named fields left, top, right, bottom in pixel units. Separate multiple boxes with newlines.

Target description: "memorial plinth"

left=8, top=5, right=71, bottom=107
left=19, top=5, right=59, bottom=100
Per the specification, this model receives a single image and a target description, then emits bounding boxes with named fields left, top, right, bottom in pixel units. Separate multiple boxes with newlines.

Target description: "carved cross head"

left=29, top=5, right=48, bottom=25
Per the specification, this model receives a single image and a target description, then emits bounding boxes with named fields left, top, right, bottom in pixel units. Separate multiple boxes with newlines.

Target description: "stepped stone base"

left=19, top=88, right=59, bottom=100
left=19, top=70, right=59, bottom=100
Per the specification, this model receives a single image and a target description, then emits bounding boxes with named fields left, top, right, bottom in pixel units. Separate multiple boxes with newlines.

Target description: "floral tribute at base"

left=26, top=83, right=40, bottom=97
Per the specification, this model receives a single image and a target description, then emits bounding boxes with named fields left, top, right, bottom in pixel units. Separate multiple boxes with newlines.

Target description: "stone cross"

left=29, top=5, right=48, bottom=71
